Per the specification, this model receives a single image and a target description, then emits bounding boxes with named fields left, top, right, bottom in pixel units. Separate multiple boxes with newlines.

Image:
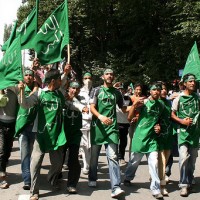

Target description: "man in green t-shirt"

left=15, top=68, right=38, bottom=190
left=124, top=83, right=164, bottom=200
left=18, top=69, right=66, bottom=200
left=88, top=69, right=130, bottom=199
left=171, top=73, right=200, bottom=197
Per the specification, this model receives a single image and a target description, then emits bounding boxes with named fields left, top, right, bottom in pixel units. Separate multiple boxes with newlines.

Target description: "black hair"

left=134, top=82, right=143, bottom=89
left=44, top=69, right=61, bottom=84
left=182, top=73, right=196, bottom=82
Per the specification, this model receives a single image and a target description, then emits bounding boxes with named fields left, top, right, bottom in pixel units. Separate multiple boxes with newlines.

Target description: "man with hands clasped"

left=171, top=73, right=200, bottom=197
left=88, top=69, right=132, bottom=198
left=124, top=83, right=164, bottom=200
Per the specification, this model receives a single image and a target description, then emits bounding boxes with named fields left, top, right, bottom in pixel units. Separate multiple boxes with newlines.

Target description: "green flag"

left=1, top=21, right=17, bottom=51
left=16, top=6, right=38, bottom=49
left=32, top=0, right=69, bottom=65
left=1, top=1, right=38, bottom=51
left=182, top=42, right=200, bottom=81
left=0, top=36, right=23, bottom=90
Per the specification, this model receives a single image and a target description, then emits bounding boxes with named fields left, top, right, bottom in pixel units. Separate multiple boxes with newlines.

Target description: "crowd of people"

left=0, top=59, right=199, bottom=200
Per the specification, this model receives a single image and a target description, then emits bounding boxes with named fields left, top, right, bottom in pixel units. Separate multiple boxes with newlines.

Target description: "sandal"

left=0, top=180, right=9, bottom=189
left=30, top=194, right=39, bottom=200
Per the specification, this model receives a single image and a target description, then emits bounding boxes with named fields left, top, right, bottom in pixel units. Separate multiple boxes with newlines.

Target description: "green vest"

left=91, top=86, right=123, bottom=145
left=157, top=99, right=173, bottom=151
left=15, top=86, right=37, bottom=137
left=37, top=90, right=66, bottom=152
left=131, top=99, right=164, bottom=153
left=177, top=93, right=200, bottom=147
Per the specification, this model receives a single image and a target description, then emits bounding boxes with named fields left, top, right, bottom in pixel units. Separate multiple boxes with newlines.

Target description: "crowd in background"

left=0, top=59, right=199, bottom=200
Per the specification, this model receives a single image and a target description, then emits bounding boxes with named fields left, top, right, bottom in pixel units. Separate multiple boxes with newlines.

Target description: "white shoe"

left=88, top=181, right=96, bottom=187
left=111, top=188, right=125, bottom=198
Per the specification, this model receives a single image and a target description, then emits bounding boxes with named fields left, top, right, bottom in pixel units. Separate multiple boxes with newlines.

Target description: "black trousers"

left=118, top=123, right=129, bottom=160
left=0, top=121, right=15, bottom=176
left=63, top=143, right=81, bottom=187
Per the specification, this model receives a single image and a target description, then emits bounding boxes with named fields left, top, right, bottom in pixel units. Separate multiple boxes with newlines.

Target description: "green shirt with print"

left=131, top=99, right=164, bottom=153
left=157, top=98, right=173, bottom=151
left=15, top=85, right=38, bottom=137
left=176, top=93, right=200, bottom=147
left=37, top=90, right=66, bottom=152
left=90, top=86, right=124, bottom=145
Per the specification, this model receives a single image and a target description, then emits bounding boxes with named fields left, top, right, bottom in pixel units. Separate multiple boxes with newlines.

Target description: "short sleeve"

left=171, top=96, right=180, bottom=112
left=116, top=90, right=124, bottom=109
left=89, top=87, right=100, bottom=105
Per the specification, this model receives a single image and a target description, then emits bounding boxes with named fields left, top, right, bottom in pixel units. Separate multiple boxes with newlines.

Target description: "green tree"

left=3, top=24, right=12, bottom=43
left=16, top=0, right=200, bottom=85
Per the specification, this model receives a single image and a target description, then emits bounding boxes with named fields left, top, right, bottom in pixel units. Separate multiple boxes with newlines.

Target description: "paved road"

left=1, top=140, right=200, bottom=200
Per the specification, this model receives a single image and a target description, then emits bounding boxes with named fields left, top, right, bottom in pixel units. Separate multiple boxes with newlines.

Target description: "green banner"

left=0, top=36, right=23, bottom=90
left=2, top=2, right=38, bottom=51
left=16, top=6, right=37, bottom=49
left=182, top=42, right=200, bottom=81
left=32, top=0, right=69, bottom=65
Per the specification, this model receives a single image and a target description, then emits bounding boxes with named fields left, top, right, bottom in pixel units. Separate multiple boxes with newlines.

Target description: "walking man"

left=15, top=68, right=38, bottom=190
left=171, top=73, right=200, bottom=197
left=79, top=72, right=93, bottom=175
left=18, top=69, right=66, bottom=200
left=88, top=69, right=129, bottom=198
left=124, top=82, right=164, bottom=199
left=0, top=86, right=18, bottom=189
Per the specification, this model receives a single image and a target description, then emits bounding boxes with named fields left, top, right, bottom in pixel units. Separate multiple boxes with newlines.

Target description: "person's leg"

left=80, top=130, right=91, bottom=173
left=158, top=150, right=171, bottom=195
left=81, top=145, right=91, bottom=172
left=128, top=124, right=135, bottom=158
left=67, top=144, right=81, bottom=187
left=48, top=146, right=64, bottom=186
left=146, top=151, right=161, bottom=196
left=4, top=122, right=15, bottom=164
left=0, top=122, right=15, bottom=188
left=0, top=124, right=6, bottom=177
left=0, top=124, right=9, bottom=189
left=19, top=127, right=35, bottom=187
left=187, top=147, right=198, bottom=186
left=179, top=144, right=190, bottom=188
left=105, top=143, right=125, bottom=198
left=19, top=132, right=30, bottom=186
left=165, top=152, right=173, bottom=177
left=30, top=139, right=45, bottom=196
left=124, top=152, right=143, bottom=181
left=118, top=124, right=129, bottom=162
left=105, top=143, right=121, bottom=191
left=88, top=145, right=101, bottom=182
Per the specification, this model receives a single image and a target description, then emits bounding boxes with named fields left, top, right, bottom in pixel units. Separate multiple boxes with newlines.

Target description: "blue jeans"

left=19, top=126, right=35, bottom=185
left=89, top=143, right=121, bottom=192
left=179, top=144, right=198, bottom=188
left=125, top=151, right=161, bottom=195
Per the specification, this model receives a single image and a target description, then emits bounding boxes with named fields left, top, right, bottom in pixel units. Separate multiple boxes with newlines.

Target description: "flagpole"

left=23, top=50, right=25, bottom=66
left=21, top=50, right=25, bottom=104
left=67, top=44, right=70, bottom=64
left=35, top=0, right=39, bottom=59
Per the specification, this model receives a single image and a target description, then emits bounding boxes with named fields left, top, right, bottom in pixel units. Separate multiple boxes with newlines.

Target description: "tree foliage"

left=3, top=24, right=12, bottom=43
left=15, top=0, right=200, bottom=84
